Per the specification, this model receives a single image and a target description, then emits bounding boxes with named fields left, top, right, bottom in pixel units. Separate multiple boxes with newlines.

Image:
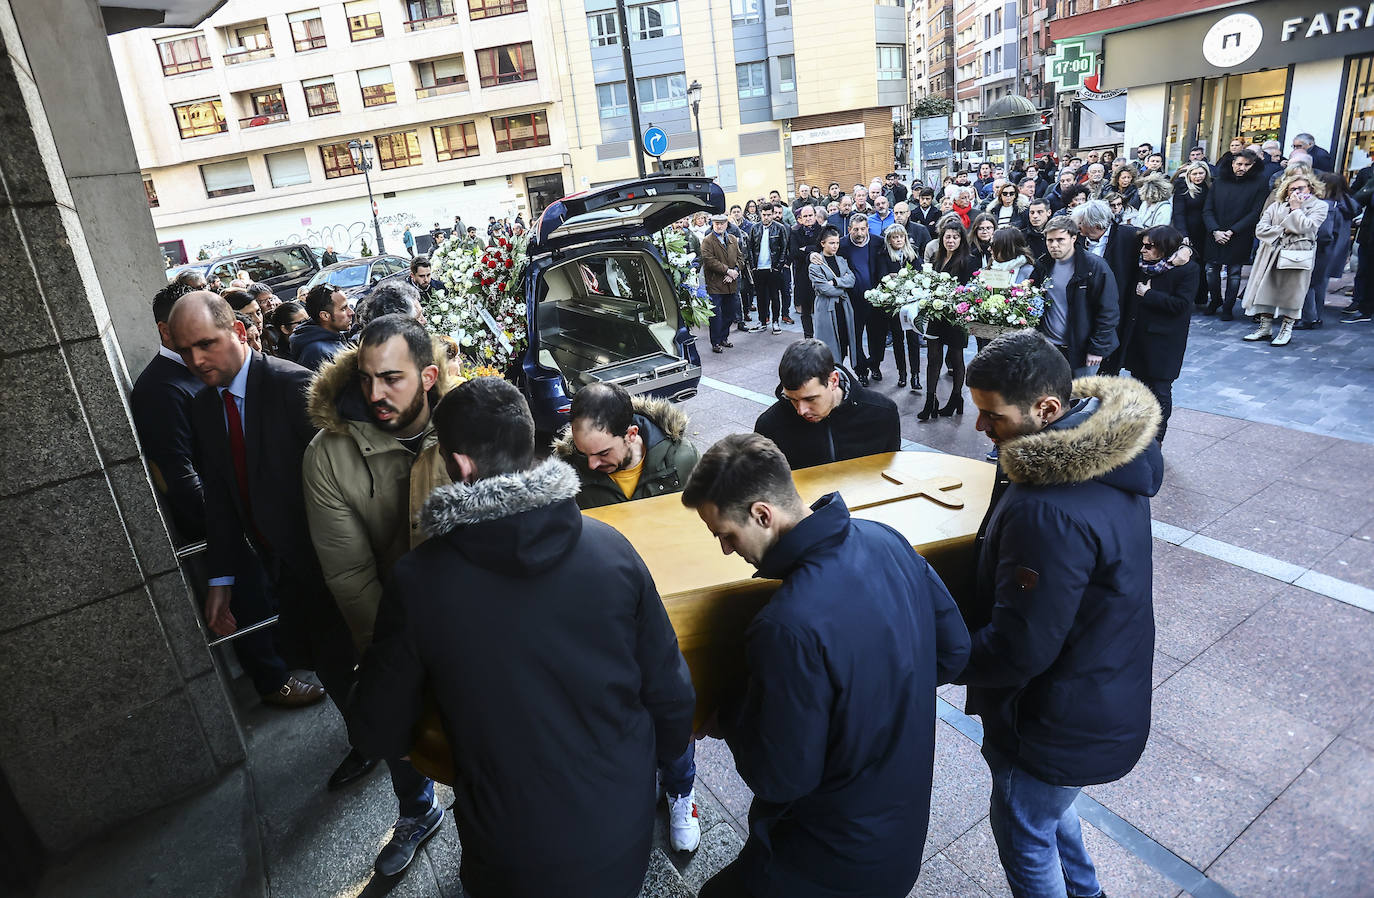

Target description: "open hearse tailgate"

left=531, top=177, right=725, bottom=254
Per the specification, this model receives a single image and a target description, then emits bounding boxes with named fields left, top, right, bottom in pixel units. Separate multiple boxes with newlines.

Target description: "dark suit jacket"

left=131, top=352, right=206, bottom=543
left=1090, top=224, right=1141, bottom=374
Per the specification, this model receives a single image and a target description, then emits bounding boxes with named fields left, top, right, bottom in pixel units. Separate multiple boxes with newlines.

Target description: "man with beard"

left=1023, top=198, right=1051, bottom=261
left=406, top=255, right=443, bottom=305
left=1202, top=149, right=1270, bottom=319
left=827, top=194, right=855, bottom=232
left=302, top=314, right=454, bottom=877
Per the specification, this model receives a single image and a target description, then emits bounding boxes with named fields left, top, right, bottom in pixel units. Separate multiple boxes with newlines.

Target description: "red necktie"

left=222, top=389, right=263, bottom=547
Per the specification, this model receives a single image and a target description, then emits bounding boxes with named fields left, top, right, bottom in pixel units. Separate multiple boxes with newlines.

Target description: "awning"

left=1079, top=94, right=1126, bottom=132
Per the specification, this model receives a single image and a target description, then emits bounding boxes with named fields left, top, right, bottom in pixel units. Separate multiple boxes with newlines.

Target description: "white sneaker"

left=667, top=790, right=701, bottom=852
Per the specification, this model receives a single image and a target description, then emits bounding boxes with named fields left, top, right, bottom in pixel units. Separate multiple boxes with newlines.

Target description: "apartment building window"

left=778, top=55, right=795, bottom=92
left=320, top=142, right=363, bottom=178
left=266, top=149, right=312, bottom=187
left=173, top=98, right=226, bottom=139
left=476, top=42, right=536, bottom=87
left=631, top=2, right=679, bottom=40
left=143, top=175, right=159, bottom=208
left=731, top=0, right=761, bottom=24
left=736, top=62, right=766, bottom=99
left=201, top=158, right=254, bottom=198
left=597, top=82, right=629, bottom=118
left=636, top=73, right=686, bottom=111
left=303, top=77, right=340, bottom=115
left=406, top=0, right=453, bottom=22
left=241, top=86, right=288, bottom=127
left=288, top=10, right=326, bottom=51
left=875, top=0, right=905, bottom=6
left=877, top=45, right=905, bottom=80
left=232, top=22, right=271, bottom=51
left=774, top=0, right=790, bottom=13
left=345, top=0, right=384, bottom=40
left=416, top=57, right=467, bottom=97
left=433, top=121, right=479, bottom=160
left=359, top=66, right=396, bottom=107
left=491, top=110, right=550, bottom=152
left=587, top=12, right=618, bottom=46
left=156, top=33, right=211, bottom=76
left=376, top=131, right=423, bottom=169
left=469, top=0, right=527, bottom=18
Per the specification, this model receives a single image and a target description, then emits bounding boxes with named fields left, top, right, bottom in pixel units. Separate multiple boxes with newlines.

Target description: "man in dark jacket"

left=838, top=216, right=879, bottom=383
left=754, top=339, right=900, bottom=469
left=1023, top=198, right=1051, bottom=261
left=893, top=200, right=932, bottom=256
left=790, top=205, right=826, bottom=339
left=683, top=432, right=970, bottom=898
left=292, top=284, right=355, bottom=369
left=748, top=202, right=792, bottom=333
left=348, top=378, right=695, bottom=898
left=1291, top=132, right=1334, bottom=173
left=1071, top=200, right=1140, bottom=376
left=1339, top=177, right=1374, bottom=323
left=1202, top=149, right=1270, bottom=319
left=1034, top=216, right=1120, bottom=376
left=962, top=332, right=1162, bottom=898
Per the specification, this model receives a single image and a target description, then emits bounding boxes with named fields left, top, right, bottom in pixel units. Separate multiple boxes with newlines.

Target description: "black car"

left=304, top=255, right=412, bottom=303
left=522, top=177, right=724, bottom=435
left=169, top=244, right=322, bottom=301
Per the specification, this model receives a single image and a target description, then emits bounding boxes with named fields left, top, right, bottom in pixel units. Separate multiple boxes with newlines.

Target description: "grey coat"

left=809, top=255, right=859, bottom=366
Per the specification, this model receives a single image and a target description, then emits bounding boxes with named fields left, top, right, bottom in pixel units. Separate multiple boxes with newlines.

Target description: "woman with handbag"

left=1240, top=173, right=1327, bottom=347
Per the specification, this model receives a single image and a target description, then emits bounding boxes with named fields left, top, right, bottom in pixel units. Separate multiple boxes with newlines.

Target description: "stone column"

left=0, top=0, right=243, bottom=854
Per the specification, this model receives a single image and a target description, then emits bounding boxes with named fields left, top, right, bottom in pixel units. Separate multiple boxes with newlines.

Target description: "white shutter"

left=344, top=0, right=379, bottom=14
left=201, top=159, right=253, bottom=193
left=287, top=8, right=321, bottom=22
left=265, top=150, right=311, bottom=187
left=358, top=65, right=392, bottom=88
left=302, top=75, right=334, bottom=88
left=434, top=57, right=464, bottom=80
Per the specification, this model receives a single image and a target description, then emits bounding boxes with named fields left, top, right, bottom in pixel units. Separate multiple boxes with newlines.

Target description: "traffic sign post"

left=642, top=126, right=668, bottom=158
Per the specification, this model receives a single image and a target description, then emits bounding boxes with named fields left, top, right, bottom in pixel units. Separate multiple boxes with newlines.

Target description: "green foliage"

left=196, top=247, right=210, bottom=260
left=912, top=96, right=955, bottom=118
left=360, top=238, right=373, bottom=257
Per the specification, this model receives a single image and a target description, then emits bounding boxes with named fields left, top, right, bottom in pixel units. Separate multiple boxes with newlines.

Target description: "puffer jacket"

left=302, top=339, right=455, bottom=649
left=551, top=395, right=701, bottom=509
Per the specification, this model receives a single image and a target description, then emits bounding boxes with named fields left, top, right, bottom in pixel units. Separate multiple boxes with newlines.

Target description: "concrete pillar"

left=0, top=0, right=243, bottom=857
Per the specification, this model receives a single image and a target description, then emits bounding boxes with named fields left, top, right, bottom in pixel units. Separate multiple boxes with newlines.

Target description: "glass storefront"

left=1163, top=68, right=1289, bottom=172
left=1337, top=54, right=1374, bottom=181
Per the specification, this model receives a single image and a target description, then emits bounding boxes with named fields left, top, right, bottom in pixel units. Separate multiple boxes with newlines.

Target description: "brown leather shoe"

left=261, top=675, right=326, bottom=708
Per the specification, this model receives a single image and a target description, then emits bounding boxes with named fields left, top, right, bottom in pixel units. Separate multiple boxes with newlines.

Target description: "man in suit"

left=132, top=283, right=320, bottom=708
left=1072, top=200, right=1140, bottom=376
left=168, top=291, right=374, bottom=790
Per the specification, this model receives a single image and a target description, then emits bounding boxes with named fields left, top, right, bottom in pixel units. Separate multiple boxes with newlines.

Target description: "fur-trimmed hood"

left=307, top=336, right=455, bottom=437
left=551, top=394, right=689, bottom=460
left=422, top=457, right=582, bottom=534
left=998, top=376, right=1163, bottom=493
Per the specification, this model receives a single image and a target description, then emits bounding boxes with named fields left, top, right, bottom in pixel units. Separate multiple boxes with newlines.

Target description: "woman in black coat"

left=1124, top=225, right=1198, bottom=443
left=1171, top=162, right=1211, bottom=307
left=920, top=221, right=979, bottom=422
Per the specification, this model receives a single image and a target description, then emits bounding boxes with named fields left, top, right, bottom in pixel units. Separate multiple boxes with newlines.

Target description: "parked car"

left=166, top=244, right=321, bottom=301
left=305, top=255, right=412, bottom=303
left=522, top=177, right=724, bottom=435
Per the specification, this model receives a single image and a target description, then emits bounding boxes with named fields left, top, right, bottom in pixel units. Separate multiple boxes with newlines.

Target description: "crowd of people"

left=123, top=135, right=1369, bottom=898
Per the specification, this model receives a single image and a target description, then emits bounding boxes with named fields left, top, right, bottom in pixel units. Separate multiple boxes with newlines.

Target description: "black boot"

left=939, top=395, right=964, bottom=416
left=917, top=394, right=939, bottom=422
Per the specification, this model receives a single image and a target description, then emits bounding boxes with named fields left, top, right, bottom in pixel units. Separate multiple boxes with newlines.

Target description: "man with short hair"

left=1024, top=198, right=1052, bottom=262
left=1082, top=163, right=1107, bottom=198
left=883, top=171, right=908, bottom=205
left=685, top=432, right=970, bottom=898
left=349, top=378, right=696, bottom=898
left=1034, top=216, right=1119, bottom=377
left=961, top=331, right=1161, bottom=898
left=827, top=181, right=844, bottom=203
left=893, top=201, right=932, bottom=253
left=292, top=284, right=355, bottom=370
left=827, top=195, right=855, bottom=232
left=793, top=183, right=811, bottom=212
left=357, top=279, right=423, bottom=329
left=748, top=202, right=791, bottom=333
left=1045, top=170, right=1079, bottom=212
left=303, top=315, right=454, bottom=876
left=974, top=162, right=996, bottom=199
left=170, top=291, right=368, bottom=790
left=867, top=193, right=896, bottom=237
left=790, top=204, right=825, bottom=339
left=839, top=215, right=881, bottom=384
left=754, top=338, right=900, bottom=469
left=1291, top=132, right=1334, bottom=173
left=851, top=184, right=872, bottom=216
left=407, top=255, right=442, bottom=304
left=1144, top=153, right=1165, bottom=175
left=321, top=245, right=339, bottom=266
left=912, top=187, right=941, bottom=231
left=1203, top=148, right=1270, bottom=319
left=700, top=213, right=743, bottom=352
left=768, top=189, right=795, bottom=227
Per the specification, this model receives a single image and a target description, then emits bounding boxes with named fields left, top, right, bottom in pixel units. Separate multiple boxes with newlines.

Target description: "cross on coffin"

left=848, top=470, right=966, bottom=511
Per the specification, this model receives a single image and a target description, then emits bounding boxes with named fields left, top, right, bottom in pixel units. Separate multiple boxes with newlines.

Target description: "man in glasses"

left=1290, top=132, right=1334, bottom=173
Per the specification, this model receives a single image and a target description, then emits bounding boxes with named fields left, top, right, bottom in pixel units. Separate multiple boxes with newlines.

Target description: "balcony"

left=415, top=81, right=468, bottom=99
left=238, top=112, right=289, bottom=128
left=405, top=12, right=459, bottom=31
left=223, top=46, right=274, bottom=65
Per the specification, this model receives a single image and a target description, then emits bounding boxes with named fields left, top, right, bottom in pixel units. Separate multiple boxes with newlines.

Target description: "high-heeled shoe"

left=917, top=395, right=939, bottom=422
left=939, top=396, right=964, bottom=416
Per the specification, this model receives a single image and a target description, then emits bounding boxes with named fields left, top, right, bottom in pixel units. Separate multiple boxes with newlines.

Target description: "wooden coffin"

left=408, top=451, right=995, bottom=785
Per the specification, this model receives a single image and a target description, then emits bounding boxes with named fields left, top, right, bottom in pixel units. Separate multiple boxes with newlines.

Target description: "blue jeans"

left=389, top=759, right=435, bottom=819
left=984, top=745, right=1101, bottom=898
left=709, top=293, right=735, bottom=347
left=660, top=741, right=696, bottom=798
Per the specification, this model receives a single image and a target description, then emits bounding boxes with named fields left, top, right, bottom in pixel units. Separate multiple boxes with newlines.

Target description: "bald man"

left=169, top=292, right=373, bottom=791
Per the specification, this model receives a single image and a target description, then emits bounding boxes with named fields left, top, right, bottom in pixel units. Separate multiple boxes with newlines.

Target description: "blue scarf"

left=1139, top=256, right=1172, bottom=277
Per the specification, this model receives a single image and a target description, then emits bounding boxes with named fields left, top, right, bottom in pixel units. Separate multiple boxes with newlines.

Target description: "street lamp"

left=347, top=138, right=386, bottom=254
left=687, top=79, right=704, bottom=176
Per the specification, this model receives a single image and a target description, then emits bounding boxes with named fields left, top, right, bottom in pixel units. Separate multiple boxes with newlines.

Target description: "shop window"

left=289, top=10, right=326, bottom=51
left=376, top=131, right=423, bottom=169
left=469, top=0, right=527, bottom=19
left=476, top=42, right=536, bottom=87
left=433, top=121, right=479, bottom=160
left=156, top=33, right=211, bottom=76
left=174, top=98, right=226, bottom=139
left=1338, top=54, right=1374, bottom=180
left=492, top=110, right=550, bottom=152
left=303, top=77, right=340, bottom=116
left=320, top=142, right=363, bottom=178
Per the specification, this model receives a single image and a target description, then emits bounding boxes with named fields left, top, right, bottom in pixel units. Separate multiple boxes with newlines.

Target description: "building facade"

left=551, top=0, right=907, bottom=205
left=1051, top=0, right=1374, bottom=178
left=110, top=0, right=570, bottom=261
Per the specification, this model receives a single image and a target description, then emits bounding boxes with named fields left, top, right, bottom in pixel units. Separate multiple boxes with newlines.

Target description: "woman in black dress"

left=1171, top=162, right=1211, bottom=307
left=919, top=221, right=979, bottom=421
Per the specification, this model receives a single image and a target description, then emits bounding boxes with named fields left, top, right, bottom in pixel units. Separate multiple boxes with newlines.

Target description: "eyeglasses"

left=1141, top=241, right=1154, bottom=248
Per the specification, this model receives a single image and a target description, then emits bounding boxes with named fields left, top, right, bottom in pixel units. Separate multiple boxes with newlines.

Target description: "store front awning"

left=1080, top=93, right=1126, bottom=132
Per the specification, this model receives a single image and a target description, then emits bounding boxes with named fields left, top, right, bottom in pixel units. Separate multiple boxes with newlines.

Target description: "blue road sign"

left=642, top=126, right=668, bottom=157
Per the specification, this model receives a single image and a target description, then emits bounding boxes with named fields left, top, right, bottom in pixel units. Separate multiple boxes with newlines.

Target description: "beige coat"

left=1241, top=197, right=1327, bottom=318
left=302, top=339, right=454, bottom=650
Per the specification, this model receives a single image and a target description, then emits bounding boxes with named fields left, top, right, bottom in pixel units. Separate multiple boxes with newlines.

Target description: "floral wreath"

left=422, top=234, right=530, bottom=372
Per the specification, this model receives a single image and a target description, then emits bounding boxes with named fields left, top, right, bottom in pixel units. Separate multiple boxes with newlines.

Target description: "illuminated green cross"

left=1047, top=39, right=1096, bottom=91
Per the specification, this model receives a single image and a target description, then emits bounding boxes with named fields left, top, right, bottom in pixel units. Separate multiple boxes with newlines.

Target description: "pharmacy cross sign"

left=1046, top=39, right=1097, bottom=92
